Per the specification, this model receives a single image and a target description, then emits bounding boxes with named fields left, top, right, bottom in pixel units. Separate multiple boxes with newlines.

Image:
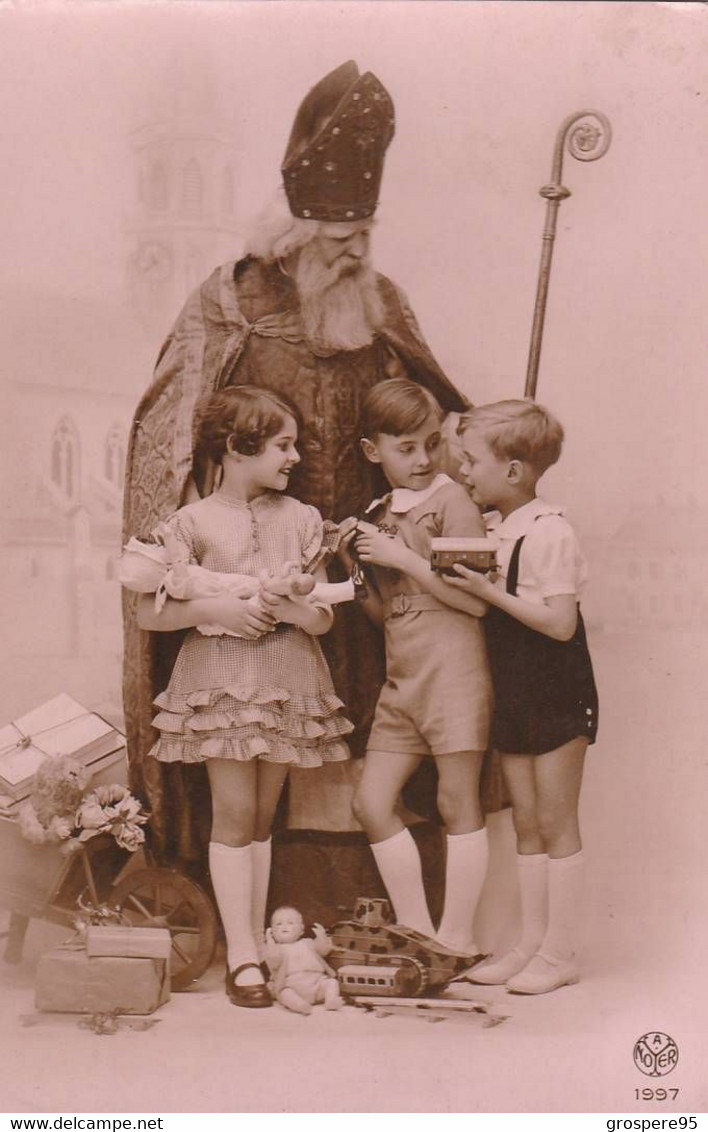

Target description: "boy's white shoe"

left=465, top=946, right=535, bottom=985
left=505, top=951, right=580, bottom=994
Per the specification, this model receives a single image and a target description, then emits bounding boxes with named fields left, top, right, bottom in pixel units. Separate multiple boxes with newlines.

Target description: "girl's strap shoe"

left=225, top=963, right=273, bottom=1008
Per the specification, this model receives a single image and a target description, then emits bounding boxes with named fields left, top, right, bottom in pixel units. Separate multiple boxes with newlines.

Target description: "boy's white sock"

left=539, top=850, right=585, bottom=961
left=250, top=836, right=272, bottom=956
left=370, top=828, right=435, bottom=937
left=469, top=852, right=548, bottom=983
left=516, top=851, right=549, bottom=953
left=436, top=827, right=489, bottom=954
left=208, top=841, right=262, bottom=985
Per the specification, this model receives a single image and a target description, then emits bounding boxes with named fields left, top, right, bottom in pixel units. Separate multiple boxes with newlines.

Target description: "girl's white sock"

left=436, top=827, right=489, bottom=954
left=250, top=836, right=272, bottom=955
left=208, top=841, right=262, bottom=985
left=539, top=850, right=585, bottom=961
left=370, top=828, right=435, bottom=937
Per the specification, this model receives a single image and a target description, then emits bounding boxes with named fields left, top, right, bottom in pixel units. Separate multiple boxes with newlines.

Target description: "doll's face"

left=270, top=907, right=304, bottom=944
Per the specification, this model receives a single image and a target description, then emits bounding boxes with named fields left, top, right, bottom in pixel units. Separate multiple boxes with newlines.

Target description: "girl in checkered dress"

left=134, top=386, right=352, bottom=1008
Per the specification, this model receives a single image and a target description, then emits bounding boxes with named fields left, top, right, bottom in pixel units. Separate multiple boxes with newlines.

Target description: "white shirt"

left=485, top=497, right=588, bottom=606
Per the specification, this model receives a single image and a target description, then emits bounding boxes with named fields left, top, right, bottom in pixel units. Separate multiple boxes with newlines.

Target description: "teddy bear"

left=18, top=754, right=90, bottom=847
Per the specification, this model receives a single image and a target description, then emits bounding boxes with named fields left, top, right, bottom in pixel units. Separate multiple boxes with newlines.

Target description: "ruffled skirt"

left=148, top=625, right=353, bottom=767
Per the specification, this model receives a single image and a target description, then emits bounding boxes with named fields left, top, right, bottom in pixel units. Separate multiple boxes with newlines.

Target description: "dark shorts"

left=485, top=605, right=599, bottom=756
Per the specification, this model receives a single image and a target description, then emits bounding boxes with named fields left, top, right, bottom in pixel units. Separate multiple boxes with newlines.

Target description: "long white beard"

left=294, top=245, right=384, bottom=353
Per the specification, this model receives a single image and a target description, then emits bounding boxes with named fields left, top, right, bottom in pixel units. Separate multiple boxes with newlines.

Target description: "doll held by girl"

left=128, top=385, right=353, bottom=1008
left=118, top=525, right=362, bottom=637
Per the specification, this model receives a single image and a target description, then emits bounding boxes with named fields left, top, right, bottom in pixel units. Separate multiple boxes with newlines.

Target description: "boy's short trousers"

left=366, top=648, right=492, bottom=757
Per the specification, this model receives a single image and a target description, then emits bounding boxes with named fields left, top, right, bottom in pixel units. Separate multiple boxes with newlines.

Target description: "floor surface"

left=1, top=629, right=705, bottom=1114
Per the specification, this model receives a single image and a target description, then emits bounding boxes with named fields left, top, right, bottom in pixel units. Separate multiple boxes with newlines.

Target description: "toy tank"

left=329, top=897, right=485, bottom=997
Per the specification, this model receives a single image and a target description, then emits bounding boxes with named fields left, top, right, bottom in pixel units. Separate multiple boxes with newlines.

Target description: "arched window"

left=105, top=425, right=126, bottom=488
left=222, top=165, right=235, bottom=214
left=51, top=418, right=80, bottom=501
left=149, top=161, right=169, bottom=210
left=182, top=159, right=203, bottom=213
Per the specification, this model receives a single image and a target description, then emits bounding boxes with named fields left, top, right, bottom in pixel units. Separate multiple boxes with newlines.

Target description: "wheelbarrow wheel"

left=110, top=868, right=217, bottom=991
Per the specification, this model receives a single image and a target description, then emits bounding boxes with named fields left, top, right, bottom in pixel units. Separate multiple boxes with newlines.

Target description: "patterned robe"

left=122, top=255, right=486, bottom=868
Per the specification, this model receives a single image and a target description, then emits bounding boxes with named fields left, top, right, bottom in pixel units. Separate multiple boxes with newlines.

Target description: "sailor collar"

left=365, top=473, right=454, bottom=517
left=484, top=496, right=564, bottom=539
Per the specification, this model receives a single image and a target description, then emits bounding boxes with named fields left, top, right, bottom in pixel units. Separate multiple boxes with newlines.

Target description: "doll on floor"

left=265, top=907, right=344, bottom=1015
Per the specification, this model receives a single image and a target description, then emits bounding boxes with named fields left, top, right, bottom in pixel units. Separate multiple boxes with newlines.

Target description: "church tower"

left=126, top=73, right=241, bottom=330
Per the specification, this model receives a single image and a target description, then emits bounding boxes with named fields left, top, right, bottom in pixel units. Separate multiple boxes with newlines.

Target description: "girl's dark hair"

left=360, top=378, right=444, bottom=439
left=198, top=385, right=301, bottom=464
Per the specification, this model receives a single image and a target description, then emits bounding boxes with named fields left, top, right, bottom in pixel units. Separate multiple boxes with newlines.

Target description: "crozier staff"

left=122, top=60, right=468, bottom=872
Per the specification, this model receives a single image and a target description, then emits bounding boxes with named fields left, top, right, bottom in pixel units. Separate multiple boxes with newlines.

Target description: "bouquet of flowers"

left=18, top=755, right=149, bottom=853
left=75, top=784, right=149, bottom=851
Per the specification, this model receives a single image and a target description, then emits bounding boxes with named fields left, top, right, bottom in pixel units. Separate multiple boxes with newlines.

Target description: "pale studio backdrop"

left=1, top=1, right=706, bottom=722
left=0, top=1, right=706, bottom=1113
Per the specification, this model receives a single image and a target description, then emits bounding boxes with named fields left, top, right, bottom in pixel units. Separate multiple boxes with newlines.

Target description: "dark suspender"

left=506, top=536, right=525, bottom=596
